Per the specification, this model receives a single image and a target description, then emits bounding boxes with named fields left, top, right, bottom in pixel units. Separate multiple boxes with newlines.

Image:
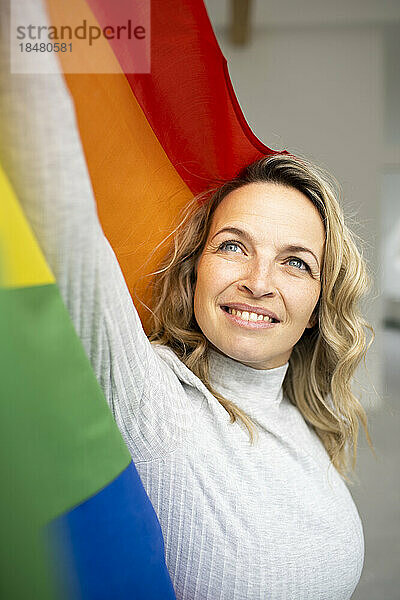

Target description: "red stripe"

left=86, top=0, right=286, bottom=194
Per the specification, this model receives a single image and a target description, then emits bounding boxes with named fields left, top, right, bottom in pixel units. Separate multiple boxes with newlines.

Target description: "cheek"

left=286, top=281, right=321, bottom=323
left=195, top=259, right=213, bottom=301
left=195, top=257, right=237, bottom=303
left=194, top=258, right=217, bottom=321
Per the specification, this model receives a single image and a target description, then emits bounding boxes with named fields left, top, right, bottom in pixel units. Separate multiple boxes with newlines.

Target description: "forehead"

left=210, top=182, right=325, bottom=251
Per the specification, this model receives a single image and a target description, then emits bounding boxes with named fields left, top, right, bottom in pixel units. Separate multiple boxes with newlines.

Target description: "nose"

left=238, top=258, right=276, bottom=299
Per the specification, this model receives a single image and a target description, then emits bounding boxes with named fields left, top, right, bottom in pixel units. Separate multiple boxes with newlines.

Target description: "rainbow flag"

left=2, top=0, right=283, bottom=596
left=0, top=165, right=175, bottom=598
left=46, top=0, right=283, bottom=327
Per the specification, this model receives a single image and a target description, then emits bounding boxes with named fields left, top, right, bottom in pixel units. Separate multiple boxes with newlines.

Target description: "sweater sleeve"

left=0, top=0, right=193, bottom=461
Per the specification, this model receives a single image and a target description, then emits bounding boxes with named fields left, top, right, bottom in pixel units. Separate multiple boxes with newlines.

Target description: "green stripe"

left=1, top=283, right=130, bottom=520
left=0, top=283, right=131, bottom=598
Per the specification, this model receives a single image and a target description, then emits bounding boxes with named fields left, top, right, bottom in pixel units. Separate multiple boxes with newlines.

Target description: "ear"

left=306, top=307, right=319, bottom=329
left=193, top=252, right=202, bottom=278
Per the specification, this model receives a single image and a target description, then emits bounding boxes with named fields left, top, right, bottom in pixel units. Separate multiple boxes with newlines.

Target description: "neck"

left=208, top=348, right=289, bottom=416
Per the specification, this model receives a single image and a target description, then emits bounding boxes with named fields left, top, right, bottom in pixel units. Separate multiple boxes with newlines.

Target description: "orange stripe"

left=46, top=0, right=192, bottom=327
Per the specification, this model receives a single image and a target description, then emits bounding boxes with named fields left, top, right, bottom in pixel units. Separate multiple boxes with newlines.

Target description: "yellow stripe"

left=0, top=165, right=55, bottom=289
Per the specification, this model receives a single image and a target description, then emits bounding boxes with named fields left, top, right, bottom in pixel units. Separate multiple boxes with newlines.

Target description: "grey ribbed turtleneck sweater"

left=0, top=2, right=364, bottom=596
left=145, top=345, right=364, bottom=599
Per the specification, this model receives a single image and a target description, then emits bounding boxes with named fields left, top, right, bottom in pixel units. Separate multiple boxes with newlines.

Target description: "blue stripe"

left=48, top=461, right=175, bottom=599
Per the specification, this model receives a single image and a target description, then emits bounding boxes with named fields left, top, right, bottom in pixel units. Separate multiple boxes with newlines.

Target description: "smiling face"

left=193, top=182, right=325, bottom=370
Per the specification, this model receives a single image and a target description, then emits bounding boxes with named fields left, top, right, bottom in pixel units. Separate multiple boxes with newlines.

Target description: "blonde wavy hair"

left=148, top=154, right=374, bottom=478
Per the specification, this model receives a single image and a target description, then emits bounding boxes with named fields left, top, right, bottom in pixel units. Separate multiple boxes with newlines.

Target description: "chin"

left=213, top=338, right=291, bottom=370
left=214, top=341, right=269, bottom=367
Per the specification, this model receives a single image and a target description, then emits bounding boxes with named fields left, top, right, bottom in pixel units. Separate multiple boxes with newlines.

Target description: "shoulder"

left=151, top=342, right=211, bottom=397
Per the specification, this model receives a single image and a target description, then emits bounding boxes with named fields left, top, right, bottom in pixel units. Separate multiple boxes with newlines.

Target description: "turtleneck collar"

left=208, top=348, right=289, bottom=417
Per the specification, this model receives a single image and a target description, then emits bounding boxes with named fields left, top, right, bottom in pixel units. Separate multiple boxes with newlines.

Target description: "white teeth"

left=227, top=307, right=275, bottom=323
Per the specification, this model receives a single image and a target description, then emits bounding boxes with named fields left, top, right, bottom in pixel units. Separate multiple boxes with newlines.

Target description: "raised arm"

left=0, top=0, right=193, bottom=460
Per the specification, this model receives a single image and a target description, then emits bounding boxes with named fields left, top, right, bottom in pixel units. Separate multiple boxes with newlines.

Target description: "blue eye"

left=287, top=257, right=308, bottom=271
left=218, top=240, right=243, bottom=253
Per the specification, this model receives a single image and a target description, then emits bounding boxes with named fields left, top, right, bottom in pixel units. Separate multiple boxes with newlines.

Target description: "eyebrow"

left=211, top=227, right=321, bottom=268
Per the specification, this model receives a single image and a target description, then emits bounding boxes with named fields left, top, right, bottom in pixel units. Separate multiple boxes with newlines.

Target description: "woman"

left=1, top=22, right=372, bottom=600
left=144, top=156, right=373, bottom=600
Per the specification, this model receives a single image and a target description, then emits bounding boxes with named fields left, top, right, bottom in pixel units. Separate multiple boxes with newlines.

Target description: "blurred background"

left=204, top=1, right=400, bottom=598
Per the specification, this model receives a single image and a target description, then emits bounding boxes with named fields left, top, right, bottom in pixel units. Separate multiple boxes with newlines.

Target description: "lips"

left=221, top=303, right=280, bottom=323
